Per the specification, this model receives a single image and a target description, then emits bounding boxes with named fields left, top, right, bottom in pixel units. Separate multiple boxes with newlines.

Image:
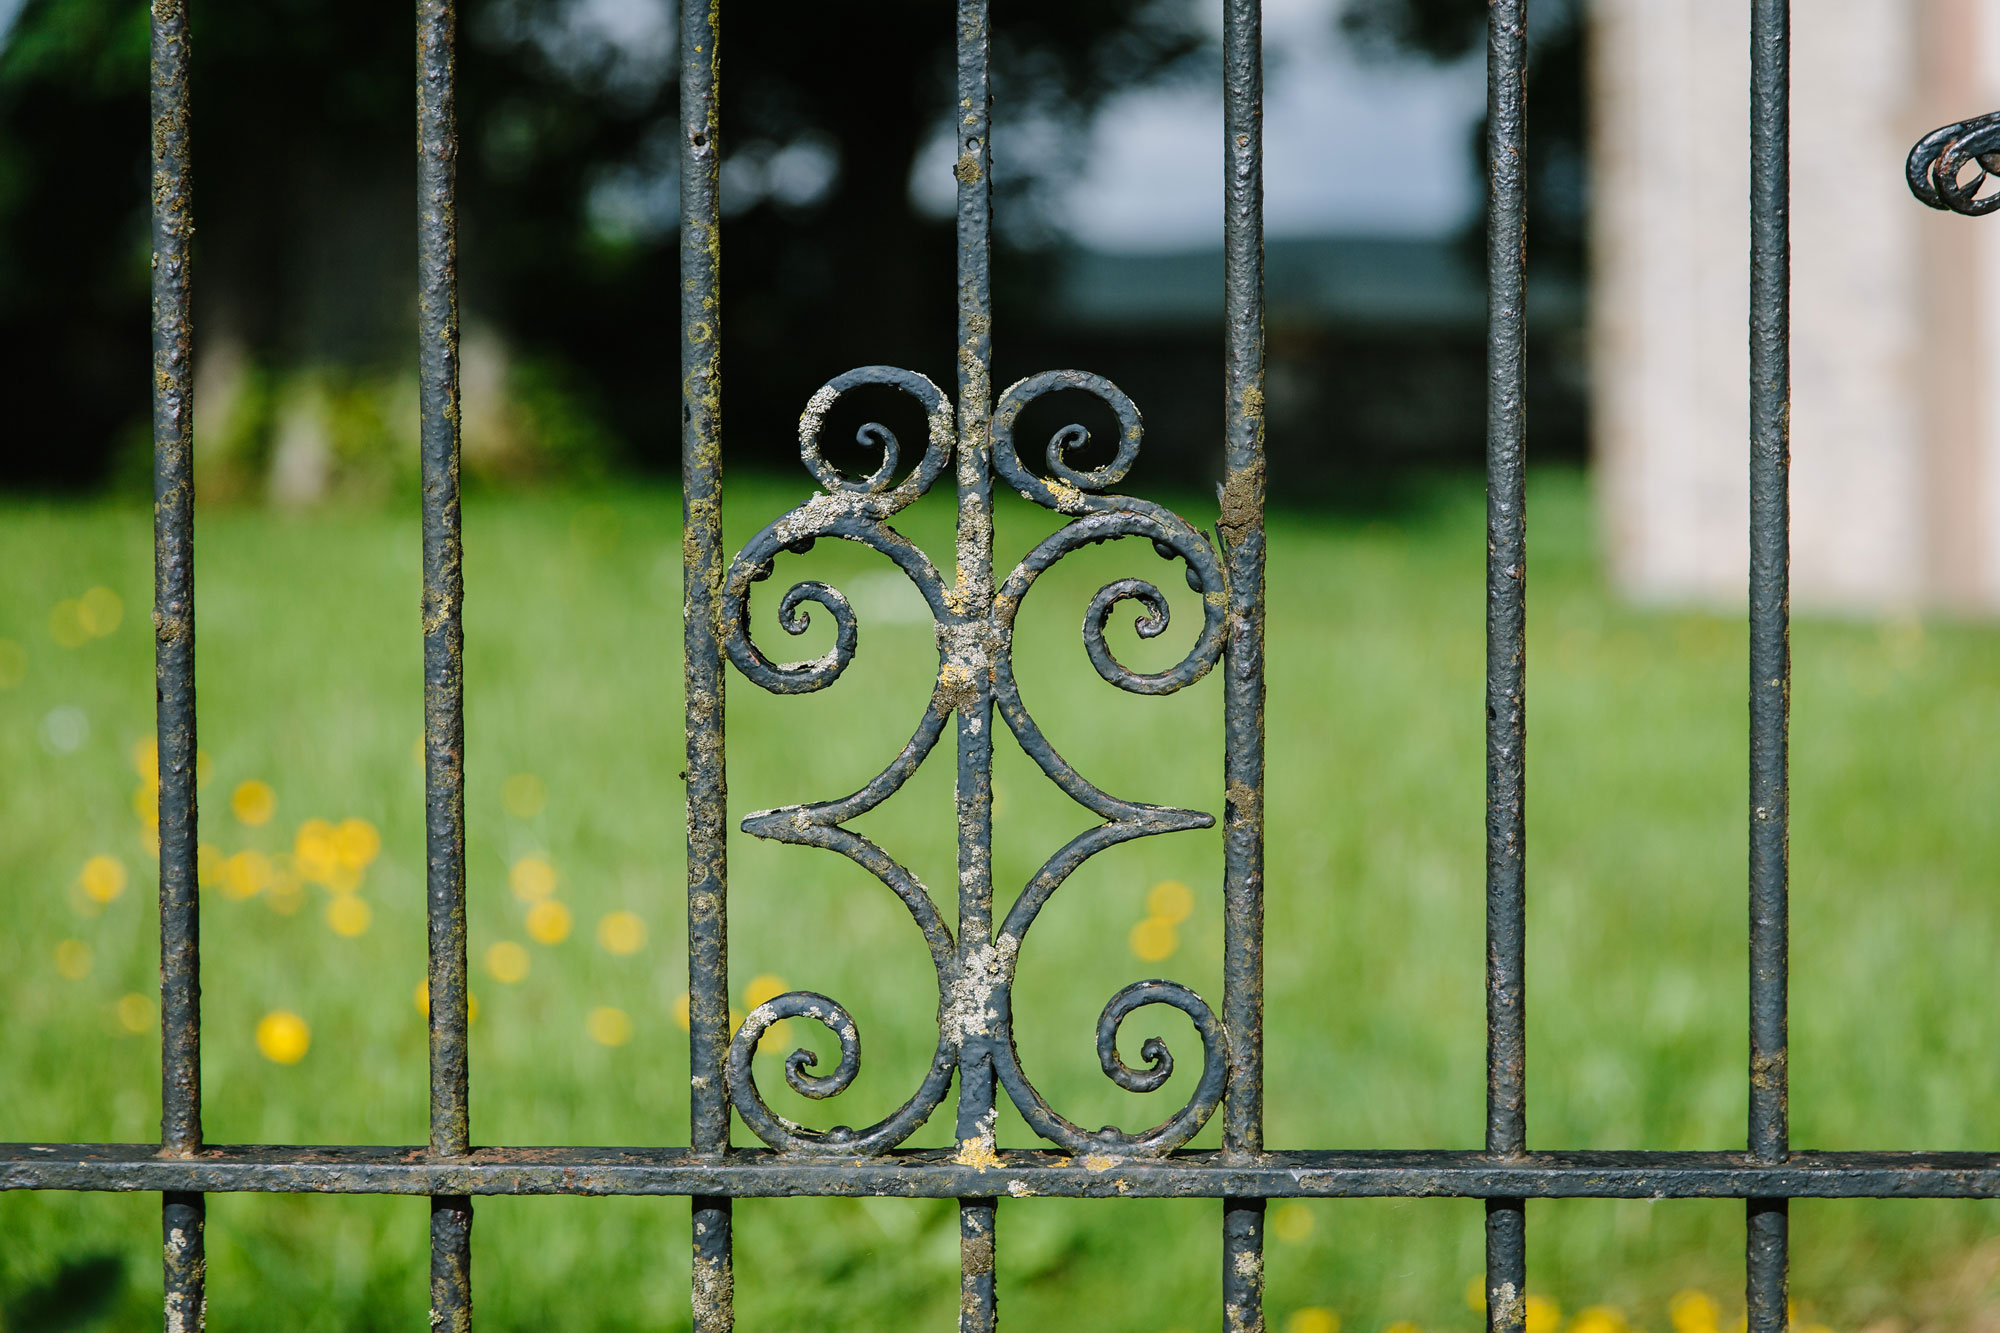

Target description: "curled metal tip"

left=1909, top=111, right=2000, bottom=215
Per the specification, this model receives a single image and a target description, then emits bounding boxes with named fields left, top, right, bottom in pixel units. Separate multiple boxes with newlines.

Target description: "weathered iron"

left=19, top=0, right=1999, bottom=1328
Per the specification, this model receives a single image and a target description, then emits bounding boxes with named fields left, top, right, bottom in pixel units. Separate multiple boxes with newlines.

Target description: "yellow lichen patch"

left=256, top=1011, right=310, bottom=1064
left=597, top=910, right=646, bottom=955
left=501, top=772, right=546, bottom=818
left=1129, top=915, right=1177, bottom=962
left=1005, top=1179, right=1035, bottom=1198
left=78, top=854, right=126, bottom=903
left=587, top=1006, right=633, bottom=1046
left=1146, top=879, right=1194, bottom=925
left=54, top=939, right=93, bottom=980
left=485, top=941, right=530, bottom=984
left=1270, top=1200, right=1314, bottom=1244
left=510, top=855, right=557, bottom=901
left=1080, top=1153, right=1117, bottom=1173
left=955, top=1137, right=1002, bottom=1171
left=325, top=895, right=371, bottom=938
left=231, top=779, right=276, bottom=826
left=117, top=993, right=154, bottom=1033
left=526, top=899, right=573, bottom=945
left=1285, top=1310, right=1339, bottom=1333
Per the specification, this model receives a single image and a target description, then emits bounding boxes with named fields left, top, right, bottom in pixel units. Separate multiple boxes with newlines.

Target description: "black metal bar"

left=13, top=1147, right=2000, bottom=1199
left=1482, top=0, right=1529, bottom=1321
left=150, top=1, right=204, bottom=1326
left=952, top=1, right=999, bottom=1326
left=681, top=0, right=732, bottom=1327
left=1220, top=0, right=1267, bottom=1324
left=1747, top=0, right=1791, bottom=1325
left=418, top=0, right=472, bottom=1325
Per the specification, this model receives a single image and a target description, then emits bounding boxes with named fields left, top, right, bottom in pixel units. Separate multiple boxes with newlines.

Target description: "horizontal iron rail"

left=9, top=1147, right=2000, bottom=1200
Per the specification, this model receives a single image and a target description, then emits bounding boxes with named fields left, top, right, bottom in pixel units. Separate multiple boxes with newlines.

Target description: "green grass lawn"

left=2, top=469, right=1999, bottom=1331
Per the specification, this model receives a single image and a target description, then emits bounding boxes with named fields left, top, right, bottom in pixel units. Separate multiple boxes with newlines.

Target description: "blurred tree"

left=0, top=0, right=1202, bottom=488
left=1337, top=0, right=1584, bottom=278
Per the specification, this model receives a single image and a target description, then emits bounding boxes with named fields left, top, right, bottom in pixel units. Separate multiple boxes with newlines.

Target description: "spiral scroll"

left=1910, top=112, right=2000, bottom=217
left=721, top=364, right=1231, bottom=1158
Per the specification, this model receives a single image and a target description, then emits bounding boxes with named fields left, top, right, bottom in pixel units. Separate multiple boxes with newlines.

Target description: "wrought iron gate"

left=10, top=0, right=2000, bottom=1328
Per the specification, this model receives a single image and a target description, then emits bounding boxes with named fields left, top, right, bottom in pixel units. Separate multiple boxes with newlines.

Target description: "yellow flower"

left=116, top=993, right=154, bottom=1033
left=501, top=772, right=546, bottom=818
left=78, top=854, right=126, bottom=903
left=672, top=992, right=691, bottom=1031
left=1270, top=1201, right=1313, bottom=1244
left=0, top=637, right=26, bottom=688
left=197, top=842, right=225, bottom=886
left=49, top=598, right=88, bottom=648
left=1382, top=1323, right=1420, bottom=1333
left=1669, top=1290, right=1721, bottom=1333
left=1146, top=879, right=1194, bottom=924
left=1525, top=1294, right=1561, bottom=1333
left=132, top=785, right=159, bottom=829
left=596, top=910, right=647, bottom=956
left=131, top=738, right=158, bottom=784
left=1129, top=915, right=1177, bottom=962
left=54, top=939, right=93, bottom=979
left=526, top=899, right=573, bottom=945
left=323, top=862, right=362, bottom=894
left=325, top=895, right=371, bottom=938
left=510, top=855, right=557, bottom=901
left=1466, top=1276, right=1487, bottom=1312
left=414, top=980, right=430, bottom=1015
left=231, top=780, right=276, bottom=826
left=587, top=1006, right=633, bottom=1046
left=256, top=1011, right=310, bottom=1064
left=195, top=750, right=213, bottom=788
left=333, top=818, right=380, bottom=870
left=485, top=941, right=531, bottom=984
left=221, top=849, right=273, bottom=901
left=295, top=819, right=338, bottom=883
left=1571, top=1307, right=1632, bottom=1333
left=77, top=586, right=122, bottom=636
left=744, top=974, right=789, bottom=1009
left=1284, top=1311, right=1338, bottom=1333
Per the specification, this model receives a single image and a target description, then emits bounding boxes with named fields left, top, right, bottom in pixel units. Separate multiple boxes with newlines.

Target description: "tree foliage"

left=0, top=0, right=1202, bottom=486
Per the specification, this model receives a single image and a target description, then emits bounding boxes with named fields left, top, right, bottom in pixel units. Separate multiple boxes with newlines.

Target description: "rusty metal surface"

left=150, top=0, right=204, bottom=1326
left=679, top=0, right=731, bottom=1326
left=12, top=1146, right=2000, bottom=1200
left=1909, top=111, right=2000, bottom=215
left=1748, top=0, right=1792, bottom=1328
left=418, top=0, right=472, bottom=1324
left=1482, top=0, right=1529, bottom=1325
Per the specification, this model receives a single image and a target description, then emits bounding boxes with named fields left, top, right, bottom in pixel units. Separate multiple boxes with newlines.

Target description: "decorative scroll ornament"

left=721, top=365, right=1229, bottom=1156
left=1909, top=112, right=2000, bottom=216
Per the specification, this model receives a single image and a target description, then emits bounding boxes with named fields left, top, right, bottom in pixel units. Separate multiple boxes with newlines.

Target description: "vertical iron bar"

left=681, top=0, right=732, bottom=1328
left=1483, top=0, right=1529, bottom=1323
left=418, top=0, right=472, bottom=1326
left=953, top=2, right=999, bottom=1330
left=150, top=1, right=204, bottom=1327
left=1219, top=0, right=1267, bottom=1329
left=1747, top=0, right=1792, bottom=1325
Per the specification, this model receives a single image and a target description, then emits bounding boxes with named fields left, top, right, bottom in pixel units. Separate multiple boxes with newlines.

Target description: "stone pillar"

left=1591, top=0, right=2000, bottom=611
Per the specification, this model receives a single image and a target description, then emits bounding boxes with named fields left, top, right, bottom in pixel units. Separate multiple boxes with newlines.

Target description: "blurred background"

left=6, top=0, right=2000, bottom=1330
